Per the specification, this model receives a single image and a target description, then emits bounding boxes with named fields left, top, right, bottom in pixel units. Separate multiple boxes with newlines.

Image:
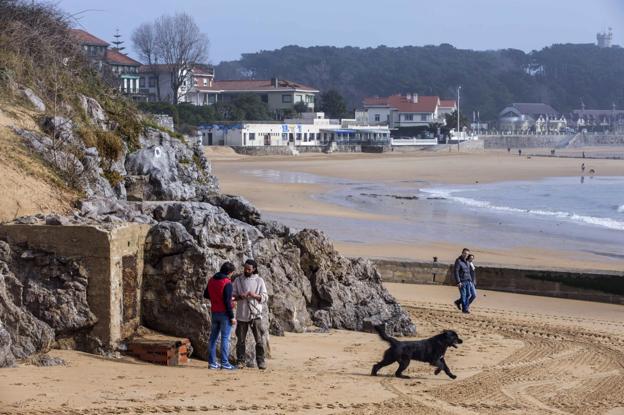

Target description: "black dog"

left=371, top=325, right=463, bottom=379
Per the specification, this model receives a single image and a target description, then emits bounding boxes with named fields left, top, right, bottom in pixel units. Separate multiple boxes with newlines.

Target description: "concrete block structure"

left=0, top=223, right=151, bottom=348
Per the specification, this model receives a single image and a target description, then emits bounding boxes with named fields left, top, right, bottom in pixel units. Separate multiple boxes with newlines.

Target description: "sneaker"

left=257, top=361, right=267, bottom=370
left=208, top=362, right=220, bottom=370
left=221, top=362, right=236, bottom=370
left=454, top=300, right=461, bottom=311
left=462, top=310, right=470, bottom=314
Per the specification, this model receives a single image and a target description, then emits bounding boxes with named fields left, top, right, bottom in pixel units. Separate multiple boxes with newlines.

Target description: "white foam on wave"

left=421, top=188, right=624, bottom=231
left=617, top=204, right=624, bottom=213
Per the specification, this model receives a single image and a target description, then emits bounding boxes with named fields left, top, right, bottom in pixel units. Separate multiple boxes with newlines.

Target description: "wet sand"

left=2, top=284, right=623, bottom=414
left=210, top=149, right=624, bottom=271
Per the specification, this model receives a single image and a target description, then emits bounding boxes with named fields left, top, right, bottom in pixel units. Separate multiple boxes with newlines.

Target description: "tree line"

left=215, top=43, right=624, bottom=121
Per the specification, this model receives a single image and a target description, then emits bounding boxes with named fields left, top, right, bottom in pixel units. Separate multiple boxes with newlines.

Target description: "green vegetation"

left=138, top=93, right=272, bottom=133
left=216, top=43, right=624, bottom=120
left=318, top=89, right=349, bottom=119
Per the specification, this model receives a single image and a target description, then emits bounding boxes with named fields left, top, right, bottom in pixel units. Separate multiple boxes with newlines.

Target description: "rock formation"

left=0, top=92, right=415, bottom=367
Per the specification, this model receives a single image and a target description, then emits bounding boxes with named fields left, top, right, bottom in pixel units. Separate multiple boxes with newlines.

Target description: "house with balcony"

left=362, top=93, right=455, bottom=137
left=70, top=29, right=141, bottom=95
left=200, top=77, right=318, bottom=117
left=138, top=64, right=216, bottom=104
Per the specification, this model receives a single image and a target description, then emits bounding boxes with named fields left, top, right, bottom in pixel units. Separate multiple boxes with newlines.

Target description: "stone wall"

left=373, top=259, right=624, bottom=304
left=483, top=135, right=570, bottom=149
left=0, top=223, right=151, bottom=348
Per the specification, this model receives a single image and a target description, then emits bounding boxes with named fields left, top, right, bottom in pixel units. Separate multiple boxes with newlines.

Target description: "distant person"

left=518, top=149, right=522, bottom=157
left=582, top=151, right=586, bottom=158
left=453, top=248, right=476, bottom=314
left=233, top=259, right=269, bottom=370
left=204, top=262, right=237, bottom=370
left=551, top=149, right=555, bottom=156
left=589, top=168, right=595, bottom=178
left=581, top=163, right=585, bottom=173
left=507, top=147, right=511, bottom=153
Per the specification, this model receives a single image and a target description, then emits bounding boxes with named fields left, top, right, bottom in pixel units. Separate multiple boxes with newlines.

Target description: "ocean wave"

left=420, top=188, right=624, bottom=231
left=617, top=204, right=624, bottom=213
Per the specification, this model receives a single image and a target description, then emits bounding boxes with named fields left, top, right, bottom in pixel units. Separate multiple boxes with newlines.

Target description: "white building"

left=362, top=93, right=455, bottom=129
left=199, top=112, right=391, bottom=147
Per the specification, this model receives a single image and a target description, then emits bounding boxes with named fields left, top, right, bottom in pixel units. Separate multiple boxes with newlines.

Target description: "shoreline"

left=211, top=149, right=624, bottom=272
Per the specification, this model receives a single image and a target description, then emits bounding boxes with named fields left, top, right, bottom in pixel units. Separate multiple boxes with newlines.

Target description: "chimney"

left=412, top=93, right=418, bottom=103
left=271, top=77, right=279, bottom=88
left=406, top=93, right=412, bottom=102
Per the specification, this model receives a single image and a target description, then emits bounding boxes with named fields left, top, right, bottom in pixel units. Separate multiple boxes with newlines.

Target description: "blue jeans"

left=459, top=281, right=477, bottom=311
left=209, top=312, right=232, bottom=365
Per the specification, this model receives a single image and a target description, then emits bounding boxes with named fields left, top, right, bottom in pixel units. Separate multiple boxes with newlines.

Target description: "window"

left=374, top=114, right=380, bottom=122
left=203, top=79, right=208, bottom=86
left=282, top=94, right=293, bottom=103
left=296, top=133, right=302, bottom=140
left=249, top=132, right=256, bottom=141
left=421, top=114, right=428, bottom=121
left=148, top=77, right=156, bottom=87
left=404, top=114, right=414, bottom=121
left=303, top=133, right=308, bottom=142
left=306, top=95, right=314, bottom=103
left=282, top=133, right=288, bottom=141
left=260, top=94, right=268, bottom=103
left=296, top=95, right=303, bottom=102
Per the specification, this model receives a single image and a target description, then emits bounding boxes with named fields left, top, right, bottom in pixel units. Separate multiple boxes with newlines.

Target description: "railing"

left=391, top=137, right=438, bottom=146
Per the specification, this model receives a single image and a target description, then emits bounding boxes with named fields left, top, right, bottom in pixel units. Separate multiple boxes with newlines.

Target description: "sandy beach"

left=2, top=283, right=623, bottom=415
left=209, top=148, right=624, bottom=271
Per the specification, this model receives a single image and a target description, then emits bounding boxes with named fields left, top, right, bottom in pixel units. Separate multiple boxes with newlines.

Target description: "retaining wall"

left=373, top=259, right=624, bottom=305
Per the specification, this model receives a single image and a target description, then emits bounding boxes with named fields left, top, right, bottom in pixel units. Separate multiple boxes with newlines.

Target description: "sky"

left=59, top=0, right=624, bottom=64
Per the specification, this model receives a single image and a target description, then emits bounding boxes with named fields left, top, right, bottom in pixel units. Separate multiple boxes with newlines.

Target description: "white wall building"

left=362, top=93, right=456, bottom=129
left=199, top=112, right=391, bottom=147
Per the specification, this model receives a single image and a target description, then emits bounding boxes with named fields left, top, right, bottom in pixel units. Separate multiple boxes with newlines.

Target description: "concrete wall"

left=483, top=135, right=570, bottom=149
left=0, top=223, right=151, bottom=348
left=373, top=259, right=624, bottom=305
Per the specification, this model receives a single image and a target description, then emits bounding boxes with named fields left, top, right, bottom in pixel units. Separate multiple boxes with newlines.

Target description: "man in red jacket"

left=204, top=262, right=237, bottom=370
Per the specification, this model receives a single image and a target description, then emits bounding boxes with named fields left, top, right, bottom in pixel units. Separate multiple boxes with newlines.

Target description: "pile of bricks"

left=127, top=338, right=191, bottom=366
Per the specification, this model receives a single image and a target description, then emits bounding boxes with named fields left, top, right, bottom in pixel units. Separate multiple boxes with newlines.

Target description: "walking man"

left=453, top=248, right=476, bottom=314
left=233, top=259, right=269, bottom=369
left=204, top=262, right=237, bottom=370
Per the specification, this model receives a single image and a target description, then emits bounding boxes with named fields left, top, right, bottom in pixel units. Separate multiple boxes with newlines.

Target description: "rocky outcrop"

left=14, top=116, right=115, bottom=199
left=125, top=129, right=218, bottom=202
left=0, top=240, right=97, bottom=365
left=78, top=94, right=108, bottom=130
left=19, top=86, right=45, bottom=112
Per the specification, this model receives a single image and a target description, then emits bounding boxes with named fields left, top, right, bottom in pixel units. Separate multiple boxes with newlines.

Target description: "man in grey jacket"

left=233, top=259, right=269, bottom=369
left=453, top=248, right=476, bottom=313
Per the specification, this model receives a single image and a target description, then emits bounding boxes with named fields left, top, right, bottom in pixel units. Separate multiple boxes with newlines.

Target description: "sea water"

left=244, top=170, right=624, bottom=262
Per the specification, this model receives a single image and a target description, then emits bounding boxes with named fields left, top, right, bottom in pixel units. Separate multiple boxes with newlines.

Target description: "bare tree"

left=133, top=13, right=209, bottom=104
left=131, top=22, right=160, bottom=100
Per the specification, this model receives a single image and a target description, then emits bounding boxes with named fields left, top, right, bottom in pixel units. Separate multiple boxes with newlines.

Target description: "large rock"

left=0, top=259, right=55, bottom=366
left=125, top=129, right=218, bottom=201
left=293, top=229, right=416, bottom=336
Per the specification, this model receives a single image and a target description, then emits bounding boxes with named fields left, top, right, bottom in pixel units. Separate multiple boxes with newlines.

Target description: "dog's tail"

left=374, top=324, right=399, bottom=346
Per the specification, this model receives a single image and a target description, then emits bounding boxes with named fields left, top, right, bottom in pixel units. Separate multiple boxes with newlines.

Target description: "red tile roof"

left=105, top=49, right=141, bottom=66
left=70, top=29, right=109, bottom=47
left=198, top=79, right=318, bottom=92
left=364, top=94, right=440, bottom=113
left=439, top=100, right=457, bottom=108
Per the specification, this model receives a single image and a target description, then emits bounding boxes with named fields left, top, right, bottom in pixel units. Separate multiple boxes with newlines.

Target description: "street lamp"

left=457, top=85, right=462, bottom=151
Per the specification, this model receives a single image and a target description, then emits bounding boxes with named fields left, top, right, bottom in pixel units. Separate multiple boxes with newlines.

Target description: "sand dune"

left=2, top=284, right=623, bottom=414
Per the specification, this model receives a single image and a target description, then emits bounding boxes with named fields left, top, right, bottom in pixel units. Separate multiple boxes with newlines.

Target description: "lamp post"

left=457, top=85, right=462, bottom=151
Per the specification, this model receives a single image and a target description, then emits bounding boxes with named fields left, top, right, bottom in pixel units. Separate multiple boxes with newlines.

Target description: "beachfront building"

left=70, top=29, right=141, bottom=95
left=363, top=94, right=447, bottom=128
left=498, top=103, right=566, bottom=134
left=572, top=107, right=624, bottom=132
left=198, top=112, right=390, bottom=147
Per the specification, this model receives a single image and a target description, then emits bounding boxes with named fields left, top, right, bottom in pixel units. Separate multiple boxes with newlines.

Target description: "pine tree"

left=111, top=28, right=125, bottom=51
